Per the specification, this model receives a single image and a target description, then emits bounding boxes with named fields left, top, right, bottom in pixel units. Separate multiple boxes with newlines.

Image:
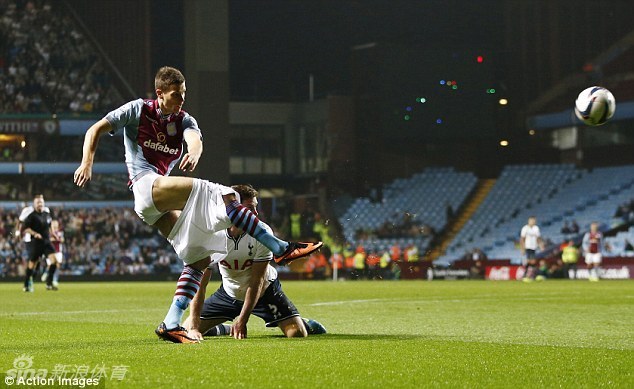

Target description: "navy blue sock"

left=226, top=200, right=288, bottom=255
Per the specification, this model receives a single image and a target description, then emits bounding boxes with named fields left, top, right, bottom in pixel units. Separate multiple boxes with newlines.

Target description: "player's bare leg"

left=152, top=176, right=322, bottom=265
left=23, top=260, right=37, bottom=292
left=182, top=317, right=229, bottom=338
left=279, top=317, right=327, bottom=337
left=45, top=254, right=59, bottom=291
left=278, top=317, right=308, bottom=338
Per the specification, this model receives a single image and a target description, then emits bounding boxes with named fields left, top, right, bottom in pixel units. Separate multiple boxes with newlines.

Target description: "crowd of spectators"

left=0, top=174, right=131, bottom=201
left=0, top=0, right=120, bottom=115
left=0, top=207, right=181, bottom=278
left=614, top=199, right=634, bottom=223
left=0, top=203, right=435, bottom=281
left=354, top=212, right=436, bottom=242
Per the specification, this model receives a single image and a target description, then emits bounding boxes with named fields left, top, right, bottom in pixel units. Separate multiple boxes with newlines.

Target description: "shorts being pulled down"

left=132, top=172, right=238, bottom=264
left=200, top=278, right=300, bottom=327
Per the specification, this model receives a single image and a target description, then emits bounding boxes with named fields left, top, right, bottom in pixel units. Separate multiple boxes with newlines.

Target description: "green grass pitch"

left=0, top=280, right=632, bottom=388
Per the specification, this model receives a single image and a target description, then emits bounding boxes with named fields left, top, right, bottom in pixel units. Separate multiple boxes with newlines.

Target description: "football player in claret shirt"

left=182, top=185, right=326, bottom=340
left=19, top=194, right=57, bottom=292
left=42, top=219, right=63, bottom=289
left=74, top=66, right=321, bottom=343
left=582, top=222, right=603, bottom=282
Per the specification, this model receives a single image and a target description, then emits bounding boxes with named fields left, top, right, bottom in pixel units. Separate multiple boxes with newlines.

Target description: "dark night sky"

left=227, top=0, right=505, bottom=101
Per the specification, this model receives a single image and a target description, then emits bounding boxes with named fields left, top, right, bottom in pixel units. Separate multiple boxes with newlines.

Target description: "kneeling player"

left=181, top=185, right=326, bottom=340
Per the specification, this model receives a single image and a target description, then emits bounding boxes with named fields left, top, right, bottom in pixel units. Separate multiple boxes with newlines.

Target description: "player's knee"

left=283, top=322, right=308, bottom=338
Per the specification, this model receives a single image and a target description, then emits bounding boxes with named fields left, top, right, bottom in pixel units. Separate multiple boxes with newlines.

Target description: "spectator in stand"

left=561, top=240, right=579, bottom=279
left=379, top=250, right=391, bottom=280
left=389, top=243, right=401, bottom=263
left=469, top=259, right=485, bottom=279
left=353, top=245, right=366, bottom=279
left=561, top=221, right=571, bottom=235
left=535, top=259, right=548, bottom=281
left=570, top=220, right=579, bottom=234
left=309, top=251, right=329, bottom=280
left=404, top=244, right=419, bottom=262
left=365, top=250, right=380, bottom=279
left=289, top=212, right=301, bottom=240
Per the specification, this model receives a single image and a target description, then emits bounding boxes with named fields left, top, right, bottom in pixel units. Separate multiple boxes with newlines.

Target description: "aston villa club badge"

left=166, top=122, right=177, bottom=136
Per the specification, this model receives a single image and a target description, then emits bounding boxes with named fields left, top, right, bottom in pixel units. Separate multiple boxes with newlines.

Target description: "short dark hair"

left=33, top=194, right=43, bottom=199
left=155, top=66, right=185, bottom=91
left=232, top=184, right=258, bottom=201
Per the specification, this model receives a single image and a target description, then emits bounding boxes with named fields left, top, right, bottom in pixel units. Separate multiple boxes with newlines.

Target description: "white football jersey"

left=520, top=224, right=541, bottom=250
left=210, top=230, right=276, bottom=301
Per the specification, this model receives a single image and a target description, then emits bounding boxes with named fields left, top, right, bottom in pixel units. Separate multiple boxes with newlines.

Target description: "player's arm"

left=187, top=267, right=212, bottom=340
left=15, top=220, right=22, bottom=240
left=581, top=233, right=590, bottom=253
left=21, top=218, right=41, bottom=240
left=537, top=236, right=545, bottom=251
left=74, top=118, right=112, bottom=187
left=180, top=130, right=203, bottom=172
left=231, top=261, right=268, bottom=340
left=519, top=233, right=526, bottom=253
left=23, top=228, right=42, bottom=240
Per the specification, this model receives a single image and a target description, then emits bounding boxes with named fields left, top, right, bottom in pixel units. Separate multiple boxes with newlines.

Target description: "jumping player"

left=74, top=66, right=321, bottom=343
left=19, top=194, right=57, bottom=292
left=582, top=222, right=602, bottom=282
left=182, top=185, right=326, bottom=340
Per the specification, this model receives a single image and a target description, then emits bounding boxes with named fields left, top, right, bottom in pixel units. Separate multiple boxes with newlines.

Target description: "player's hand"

left=73, top=163, right=93, bottom=187
left=187, top=328, right=204, bottom=341
left=179, top=152, right=200, bottom=172
left=33, top=233, right=42, bottom=240
left=230, top=317, right=248, bottom=339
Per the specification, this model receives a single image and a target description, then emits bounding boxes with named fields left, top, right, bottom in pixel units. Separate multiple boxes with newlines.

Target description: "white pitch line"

left=0, top=308, right=162, bottom=317
left=307, top=295, right=602, bottom=307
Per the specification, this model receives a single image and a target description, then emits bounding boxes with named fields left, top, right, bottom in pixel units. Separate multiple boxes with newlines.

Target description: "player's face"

left=157, top=82, right=186, bottom=115
left=243, top=197, right=259, bottom=216
left=528, top=217, right=536, bottom=226
left=33, top=197, right=44, bottom=212
left=51, top=220, right=58, bottom=230
left=590, top=223, right=598, bottom=232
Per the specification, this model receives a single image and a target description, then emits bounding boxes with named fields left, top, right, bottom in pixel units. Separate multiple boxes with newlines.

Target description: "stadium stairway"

left=426, top=179, right=496, bottom=261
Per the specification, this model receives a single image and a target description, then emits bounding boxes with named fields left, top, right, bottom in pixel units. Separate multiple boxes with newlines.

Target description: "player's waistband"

left=128, top=171, right=157, bottom=189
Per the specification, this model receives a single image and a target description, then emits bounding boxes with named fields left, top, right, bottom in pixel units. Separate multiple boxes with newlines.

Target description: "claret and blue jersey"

left=104, top=99, right=202, bottom=181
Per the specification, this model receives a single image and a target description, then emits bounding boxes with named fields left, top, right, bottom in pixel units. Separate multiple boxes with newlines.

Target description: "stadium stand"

left=0, top=173, right=131, bottom=201
left=0, top=207, right=179, bottom=278
left=438, top=164, right=634, bottom=263
left=605, top=225, right=634, bottom=257
left=338, top=167, right=478, bottom=254
left=0, top=0, right=121, bottom=114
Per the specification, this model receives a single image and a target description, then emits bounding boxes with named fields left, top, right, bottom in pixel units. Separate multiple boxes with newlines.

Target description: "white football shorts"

left=45, top=252, right=63, bottom=266
left=132, top=172, right=166, bottom=226
left=167, top=178, right=237, bottom=264
left=584, top=253, right=602, bottom=265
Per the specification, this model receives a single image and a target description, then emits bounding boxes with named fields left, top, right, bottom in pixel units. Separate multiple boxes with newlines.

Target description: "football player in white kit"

left=74, top=67, right=322, bottom=343
left=520, top=216, right=544, bottom=281
left=182, top=185, right=326, bottom=340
